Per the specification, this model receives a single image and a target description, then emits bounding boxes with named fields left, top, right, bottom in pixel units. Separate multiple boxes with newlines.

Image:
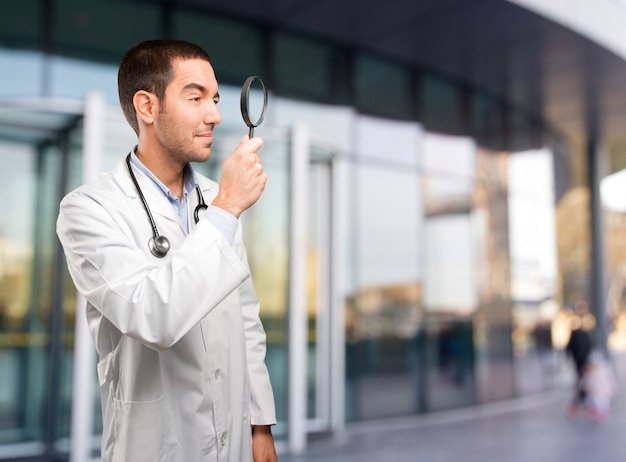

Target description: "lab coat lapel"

left=112, top=157, right=184, bottom=232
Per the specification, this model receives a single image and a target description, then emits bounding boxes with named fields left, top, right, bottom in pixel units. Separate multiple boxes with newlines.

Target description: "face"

left=152, top=58, right=222, bottom=165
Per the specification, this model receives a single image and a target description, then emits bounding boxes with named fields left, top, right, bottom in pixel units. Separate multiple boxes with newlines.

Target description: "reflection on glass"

left=507, top=149, right=563, bottom=393
left=421, top=136, right=477, bottom=410
left=0, top=141, right=37, bottom=442
left=347, top=162, right=422, bottom=421
left=472, top=147, right=515, bottom=403
left=0, top=139, right=67, bottom=444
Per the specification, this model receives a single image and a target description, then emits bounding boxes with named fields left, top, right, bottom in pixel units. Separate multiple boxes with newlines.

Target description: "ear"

left=133, top=90, right=159, bottom=126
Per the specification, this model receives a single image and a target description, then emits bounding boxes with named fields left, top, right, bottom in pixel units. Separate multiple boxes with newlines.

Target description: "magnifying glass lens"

left=240, top=76, right=268, bottom=137
left=248, top=80, right=265, bottom=124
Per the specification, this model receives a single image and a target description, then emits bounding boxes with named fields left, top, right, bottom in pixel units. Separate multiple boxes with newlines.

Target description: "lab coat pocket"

left=109, top=394, right=174, bottom=462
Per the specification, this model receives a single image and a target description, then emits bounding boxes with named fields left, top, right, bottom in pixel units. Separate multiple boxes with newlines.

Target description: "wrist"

left=211, top=196, right=243, bottom=219
left=251, top=425, right=272, bottom=435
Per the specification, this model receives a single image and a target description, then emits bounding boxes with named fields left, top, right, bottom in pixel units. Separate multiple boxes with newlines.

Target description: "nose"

left=204, top=100, right=222, bottom=126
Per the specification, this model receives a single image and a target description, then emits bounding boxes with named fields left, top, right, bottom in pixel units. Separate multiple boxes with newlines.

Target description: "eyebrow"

left=182, top=83, right=219, bottom=99
left=183, top=83, right=206, bottom=92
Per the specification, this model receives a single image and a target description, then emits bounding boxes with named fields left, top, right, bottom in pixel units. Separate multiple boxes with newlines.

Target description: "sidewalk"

left=279, top=353, right=626, bottom=462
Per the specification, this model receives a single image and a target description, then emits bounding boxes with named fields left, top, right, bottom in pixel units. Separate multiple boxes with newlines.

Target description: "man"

left=57, top=40, right=277, bottom=461
left=565, top=300, right=593, bottom=415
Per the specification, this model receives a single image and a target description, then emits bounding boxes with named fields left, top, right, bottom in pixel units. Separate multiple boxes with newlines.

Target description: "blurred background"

left=2, top=0, right=626, bottom=460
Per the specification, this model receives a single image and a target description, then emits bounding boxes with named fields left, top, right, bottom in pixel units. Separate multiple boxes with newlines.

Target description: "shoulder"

left=60, top=159, right=128, bottom=210
left=61, top=172, right=114, bottom=204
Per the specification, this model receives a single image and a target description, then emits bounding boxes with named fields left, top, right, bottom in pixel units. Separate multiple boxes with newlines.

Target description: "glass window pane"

left=354, top=165, right=421, bottom=288
left=273, top=33, right=334, bottom=101
left=346, top=162, right=422, bottom=421
left=470, top=92, right=504, bottom=150
left=53, top=0, right=160, bottom=62
left=0, top=142, right=37, bottom=442
left=508, top=149, right=560, bottom=394
left=0, top=1, right=41, bottom=50
left=355, top=54, right=413, bottom=119
left=420, top=75, right=463, bottom=134
left=39, top=142, right=72, bottom=445
left=423, top=214, right=476, bottom=312
left=473, top=147, right=515, bottom=403
left=174, top=11, right=263, bottom=85
left=421, top=133, right=479, bottom=411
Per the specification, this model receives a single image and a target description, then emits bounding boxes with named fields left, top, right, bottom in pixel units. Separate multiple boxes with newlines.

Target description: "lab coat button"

left=214, top=369, right=222, bottom=380
left=220, top=432, right=228, bottom=446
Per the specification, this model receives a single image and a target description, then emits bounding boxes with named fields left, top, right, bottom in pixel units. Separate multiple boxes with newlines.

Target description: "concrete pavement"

left=279, top=353, right=626, bottom=462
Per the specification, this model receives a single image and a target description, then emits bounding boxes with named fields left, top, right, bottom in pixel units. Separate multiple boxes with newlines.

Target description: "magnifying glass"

left=240, top=76, right=268, bottom=138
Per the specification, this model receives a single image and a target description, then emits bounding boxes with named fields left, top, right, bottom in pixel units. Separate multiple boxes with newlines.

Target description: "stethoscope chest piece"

left=149, top=234, right=171, bottom=258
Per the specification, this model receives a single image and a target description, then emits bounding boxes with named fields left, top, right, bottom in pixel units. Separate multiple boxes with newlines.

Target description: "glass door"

left=306, top=156, right=332, bottom=431
left=0, top=97, right=130, bottom=461
left=0, top=138, right=44, bottom=446
left=0, top=105, right=83, bottom=459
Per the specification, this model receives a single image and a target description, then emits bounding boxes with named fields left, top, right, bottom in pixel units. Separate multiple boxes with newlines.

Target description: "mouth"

left=196, top=132, right=214, bottom=145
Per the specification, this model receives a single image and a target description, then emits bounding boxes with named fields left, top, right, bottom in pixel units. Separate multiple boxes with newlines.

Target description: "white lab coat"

left=56, top=157, right=276, bottom=461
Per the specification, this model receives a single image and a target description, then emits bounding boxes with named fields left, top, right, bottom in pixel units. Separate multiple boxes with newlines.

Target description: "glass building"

left=2, top=0, right=626, bottom=460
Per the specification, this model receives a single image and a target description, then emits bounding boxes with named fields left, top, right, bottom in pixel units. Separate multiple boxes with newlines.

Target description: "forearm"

left=252, top=425, right=277, bottom=462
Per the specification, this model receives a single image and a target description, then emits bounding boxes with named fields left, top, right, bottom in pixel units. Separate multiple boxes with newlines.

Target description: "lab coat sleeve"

left=57, top=187, right=250, bottom=352
left=233, top=224, right=277, bottom=426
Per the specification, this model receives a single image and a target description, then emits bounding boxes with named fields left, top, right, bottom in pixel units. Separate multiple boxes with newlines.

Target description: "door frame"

left=288, top=123, right=347, bottom=454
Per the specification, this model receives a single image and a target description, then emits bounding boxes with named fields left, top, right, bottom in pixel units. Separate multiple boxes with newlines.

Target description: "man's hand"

left=252, top=425, right=278, bottom=462
left=212, top=136, right=267, bottom=218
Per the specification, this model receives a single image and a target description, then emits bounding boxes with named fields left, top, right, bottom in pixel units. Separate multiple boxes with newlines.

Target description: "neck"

left=135, top=146, right=186, bottom=201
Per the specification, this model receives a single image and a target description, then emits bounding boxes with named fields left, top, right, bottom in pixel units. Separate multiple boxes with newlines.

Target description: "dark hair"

left=118, top=40, right=212, bottom=134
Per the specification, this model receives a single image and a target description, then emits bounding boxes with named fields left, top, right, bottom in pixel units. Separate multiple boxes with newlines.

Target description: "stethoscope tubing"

left=126, top=154, right=207, bottom=258
left=194, top=188, right=208, bottom=224
left=126, top=154, right=161, bottom=239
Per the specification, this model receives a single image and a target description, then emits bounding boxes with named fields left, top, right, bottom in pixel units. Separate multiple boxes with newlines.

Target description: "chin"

left=194, top=147, right=212, bottom=162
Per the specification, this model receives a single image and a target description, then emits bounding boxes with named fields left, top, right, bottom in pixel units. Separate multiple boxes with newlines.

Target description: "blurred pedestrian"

left=579, top=351, right=618, bottom=421
left=565, top=301, right=593, bottom=415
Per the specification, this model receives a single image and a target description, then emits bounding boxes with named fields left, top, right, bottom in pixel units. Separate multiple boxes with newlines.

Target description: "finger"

left=247, top=136, right=264, bottom=151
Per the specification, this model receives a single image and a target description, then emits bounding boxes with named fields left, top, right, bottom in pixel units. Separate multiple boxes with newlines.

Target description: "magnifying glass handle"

left=249, top=126, right=254, bottom=138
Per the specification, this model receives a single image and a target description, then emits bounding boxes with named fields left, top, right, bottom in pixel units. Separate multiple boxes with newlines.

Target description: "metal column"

left=288, top=122, right=309, bottom=454
left=70, top=91, right=104, bottom=462
left=587, top=135, right=609, bottom=356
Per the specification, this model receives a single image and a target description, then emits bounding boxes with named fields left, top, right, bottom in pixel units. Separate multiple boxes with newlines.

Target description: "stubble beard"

left=157, top=114, right=213, bottom=166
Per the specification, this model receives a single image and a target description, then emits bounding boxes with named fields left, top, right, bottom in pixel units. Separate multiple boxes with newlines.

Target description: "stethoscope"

left=126, top=154, right=208, bottom=258
left=128, top=75, right=268, bottom=258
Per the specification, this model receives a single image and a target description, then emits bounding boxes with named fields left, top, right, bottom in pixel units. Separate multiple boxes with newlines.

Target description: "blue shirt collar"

left=129, top=147, right=199, bottom=202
